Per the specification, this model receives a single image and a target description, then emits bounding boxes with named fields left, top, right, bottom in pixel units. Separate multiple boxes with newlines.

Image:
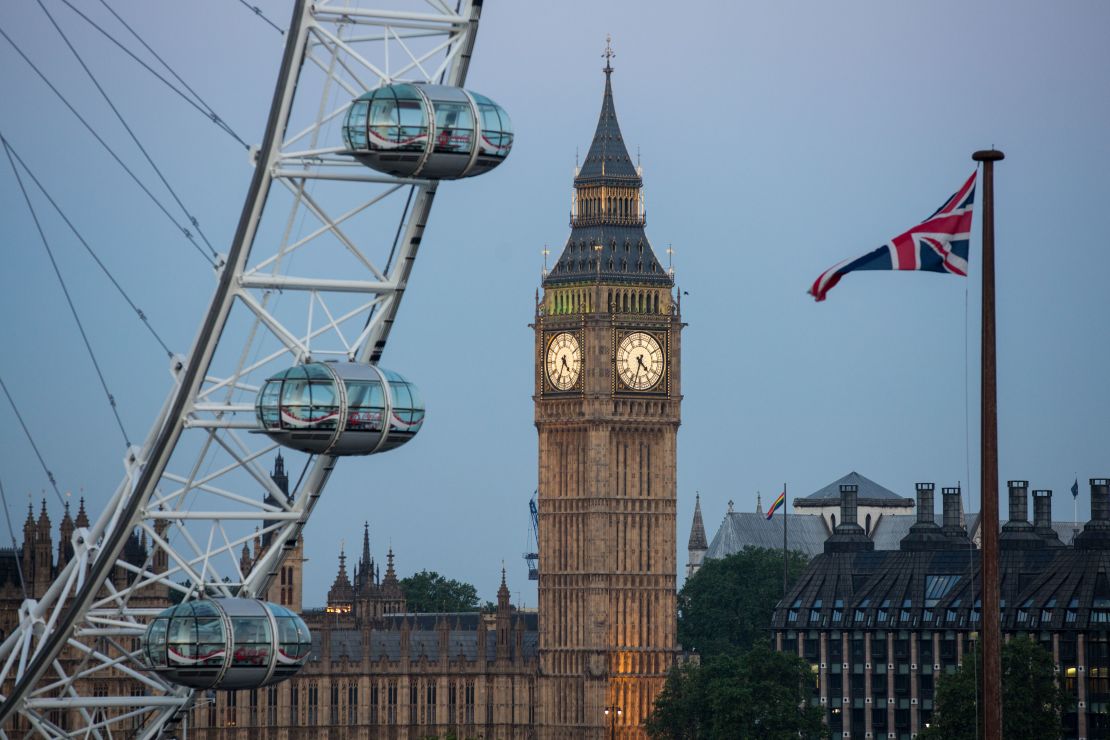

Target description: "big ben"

left=535, top=45, right=680, bottom=740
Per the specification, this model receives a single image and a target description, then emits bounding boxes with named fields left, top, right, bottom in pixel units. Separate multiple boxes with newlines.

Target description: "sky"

left=1, top=0, right=1109, bottom=609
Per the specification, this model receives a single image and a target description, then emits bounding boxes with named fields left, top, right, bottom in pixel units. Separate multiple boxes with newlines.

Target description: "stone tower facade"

left=534, top=55, right=680, bottom=739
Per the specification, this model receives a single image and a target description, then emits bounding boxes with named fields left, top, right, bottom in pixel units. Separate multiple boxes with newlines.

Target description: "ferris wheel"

left=0, top=1, right=510, bottom=736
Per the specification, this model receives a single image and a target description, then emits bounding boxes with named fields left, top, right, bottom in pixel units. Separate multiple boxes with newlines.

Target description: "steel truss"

left=0, top=1, right=483, bottom=736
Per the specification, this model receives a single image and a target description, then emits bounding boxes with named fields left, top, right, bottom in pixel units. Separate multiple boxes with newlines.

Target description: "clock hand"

left=562, top=356, right=570, bottom=370
left=637, top=355, right=648, bottom=370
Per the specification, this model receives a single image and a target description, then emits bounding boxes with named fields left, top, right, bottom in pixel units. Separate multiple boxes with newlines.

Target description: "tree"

left=919, top=636, right=1068, bottom=740
left=646, top=646, right=827, bottom=739
left=399, top=570, right=480, bottom=612
left=678, top=546, right=809, bottom=659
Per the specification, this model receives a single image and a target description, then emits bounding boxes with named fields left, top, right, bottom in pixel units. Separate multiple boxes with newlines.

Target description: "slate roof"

left=795, top=471, right=912, bottom=507
left=575, top=69, right=640, bottom=184
left=706, top=513, right=830, bottom=560
left=544, top=225, right=670, bottom=286
left=543, top=68, right=671, bottom=288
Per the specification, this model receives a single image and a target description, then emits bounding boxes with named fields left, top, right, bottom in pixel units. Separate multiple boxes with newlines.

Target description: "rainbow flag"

left=766, top=490, right=786, bottom=520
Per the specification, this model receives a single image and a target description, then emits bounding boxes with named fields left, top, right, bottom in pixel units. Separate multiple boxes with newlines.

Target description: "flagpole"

left=783, top=483, right=788, bottom=597
left=973, top=148, right=1004, bottom=740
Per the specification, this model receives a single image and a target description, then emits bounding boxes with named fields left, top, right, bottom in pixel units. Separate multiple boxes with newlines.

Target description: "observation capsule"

left=255, top=361, right=424, bottom=456
left=341, top=83, right=512, bottom=179
left=141, top=598, right=311, bottom=690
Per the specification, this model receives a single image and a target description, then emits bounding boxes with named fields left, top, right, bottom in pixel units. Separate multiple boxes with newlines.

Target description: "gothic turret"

left=686, top=493, right=708, bottom=579
left=496, top=567, right=511, bottom=661
left=326, top=546, right=355, bottom=614
left=57, top=500, right=74, bottom=568
left=75, top=496, right=89, bottom=528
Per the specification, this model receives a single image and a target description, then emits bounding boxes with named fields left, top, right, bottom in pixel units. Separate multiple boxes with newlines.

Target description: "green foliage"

left=399, top=570, right=480, bottom=613
left=919, top=636, right=1067, bottom=740
left=678, top=546, right=809, bottom=659
left=645, top=646, right=827, bottom=739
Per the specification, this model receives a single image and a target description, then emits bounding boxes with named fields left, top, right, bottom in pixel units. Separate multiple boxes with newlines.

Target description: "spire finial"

left=602, top=34, right=615, bottom=75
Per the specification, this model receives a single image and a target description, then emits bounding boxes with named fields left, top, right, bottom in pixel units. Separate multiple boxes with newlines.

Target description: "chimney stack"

left=823, top=484, right=873, bottom=553
left=1092, top=479, right=1110, bottom=523
left=916, top=483, right=935, bottom=525
left=1000, top=480, right=1041, bottom=549
left=840, top=484, right=859, bottom=528
left=1032, top=489, right=1064, bottom=547
left=901, top=483, right=948, bottom=551
left=942, top=488, right=963, bottom=533
left=1075, top=479, right=1110, bottom=550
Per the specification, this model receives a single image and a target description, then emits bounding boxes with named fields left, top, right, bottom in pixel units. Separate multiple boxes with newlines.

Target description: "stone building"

left=533, top=51, right=680, bottom=739
left=772, top=477, right=1110, bottom=740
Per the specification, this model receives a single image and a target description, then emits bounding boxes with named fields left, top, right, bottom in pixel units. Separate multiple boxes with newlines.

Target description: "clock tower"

left=535, top=50, right=680, bottom=740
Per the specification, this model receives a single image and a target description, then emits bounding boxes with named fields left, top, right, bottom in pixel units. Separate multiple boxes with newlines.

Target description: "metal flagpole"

left=783, top=483, right=788, bottom=597
left=973, top=148, right=1004, bottom=740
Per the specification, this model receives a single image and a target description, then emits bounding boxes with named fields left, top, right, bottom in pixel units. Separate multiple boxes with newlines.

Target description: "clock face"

left=546, top=332, right=582, bottom=391
left=616, top=332, right=665, bottom=390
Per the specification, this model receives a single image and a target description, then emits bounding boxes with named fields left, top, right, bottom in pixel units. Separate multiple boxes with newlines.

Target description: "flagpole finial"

left=972, top=149, right=1005, bottom=162
left=602, top=34, right=615, bottom=75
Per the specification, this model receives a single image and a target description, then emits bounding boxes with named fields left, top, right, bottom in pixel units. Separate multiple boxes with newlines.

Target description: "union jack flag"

left=809, top=172, right=977, bottom=302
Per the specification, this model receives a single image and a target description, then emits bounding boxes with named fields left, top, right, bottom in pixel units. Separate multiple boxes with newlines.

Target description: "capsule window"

left=433, top=102, right=474, bottom=154
left=232, top=617, right=272, bottom=667
left=344, top=100, right=370, bottom=149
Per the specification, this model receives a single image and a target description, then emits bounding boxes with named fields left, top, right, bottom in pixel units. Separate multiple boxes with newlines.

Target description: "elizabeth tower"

left=535, top=52, right=680, bottom=739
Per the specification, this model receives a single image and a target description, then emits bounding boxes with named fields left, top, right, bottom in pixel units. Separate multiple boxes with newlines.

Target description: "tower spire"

left=688, top=493, right=708, bottom=551
left=544, top=46, right=671, bottom=288
left=602, top=34, right=615, bottom=76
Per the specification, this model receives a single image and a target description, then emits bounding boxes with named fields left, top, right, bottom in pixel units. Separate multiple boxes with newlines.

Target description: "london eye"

left=0, top=1, right=506, bottom=736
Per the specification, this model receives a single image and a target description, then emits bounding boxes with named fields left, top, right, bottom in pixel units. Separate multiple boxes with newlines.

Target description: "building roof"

left=705, top=511, right=921, bottom=560
left=545, top=225, right=671, bottom=286
left=688, top=494, right=708, bottom=551
left=794, top=472, right=912, bottom=508
left=706, top=513, right=830, bottom=560
left=543, top=66, right=671, bottom=288
left=575, top=67, right=640, bottom=184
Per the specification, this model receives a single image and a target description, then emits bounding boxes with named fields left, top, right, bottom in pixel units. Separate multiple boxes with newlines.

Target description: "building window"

left=449, top=682, right=457, bottom=724
left=225, top=690, right=237, bottom=727
left=267, top=685, right=278, bottom=726
left=289, top=684, right=299, bottom=726
left=387, top=680, right=397, bottom=725
left=426, top=682, right=437, bottom=725
left=465, top=680, right=475, bottom=725
left=486, top=679, right=494, bottom=725
left=248, top=689, right=258, bottom=726
left=347, top=681, right=358, bottom=724
left=307, top=681, right=319, bottom=725
left=371, top=682, right=380, bottom=724
left=330, top=681, right=339, bottom=725
left=410, top=683, right=419, bottom=724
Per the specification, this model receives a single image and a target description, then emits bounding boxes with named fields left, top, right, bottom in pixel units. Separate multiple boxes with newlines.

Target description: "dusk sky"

left=1, top=0, right=1109, bottom=608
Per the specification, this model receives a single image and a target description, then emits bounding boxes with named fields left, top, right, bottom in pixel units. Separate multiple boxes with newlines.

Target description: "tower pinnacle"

left=602, top=34, right=615, bottom=75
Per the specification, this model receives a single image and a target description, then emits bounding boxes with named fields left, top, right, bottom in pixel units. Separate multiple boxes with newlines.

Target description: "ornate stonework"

left=535, top=60, right=680, bottom=740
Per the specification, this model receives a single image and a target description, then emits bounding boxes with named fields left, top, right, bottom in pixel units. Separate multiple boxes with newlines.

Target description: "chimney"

left=900, top=483, right=948, bottom=551
left=840, top=484, right=859, bottom=528
left=942, top=488, right=965, bottom=534
left=1076, top=479, right=1110, bottom=550
left=1006, top=480, right=1030, bottom=525
left=1092, top=478, right=1110, bottom=523
left=1032, top=490, right=1064, bottom=547
left=916, top=483, right=935, bottom=525
left=1000, top=480, right=1042, bottom=549
left=823, top=484, right=873, bottom=554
